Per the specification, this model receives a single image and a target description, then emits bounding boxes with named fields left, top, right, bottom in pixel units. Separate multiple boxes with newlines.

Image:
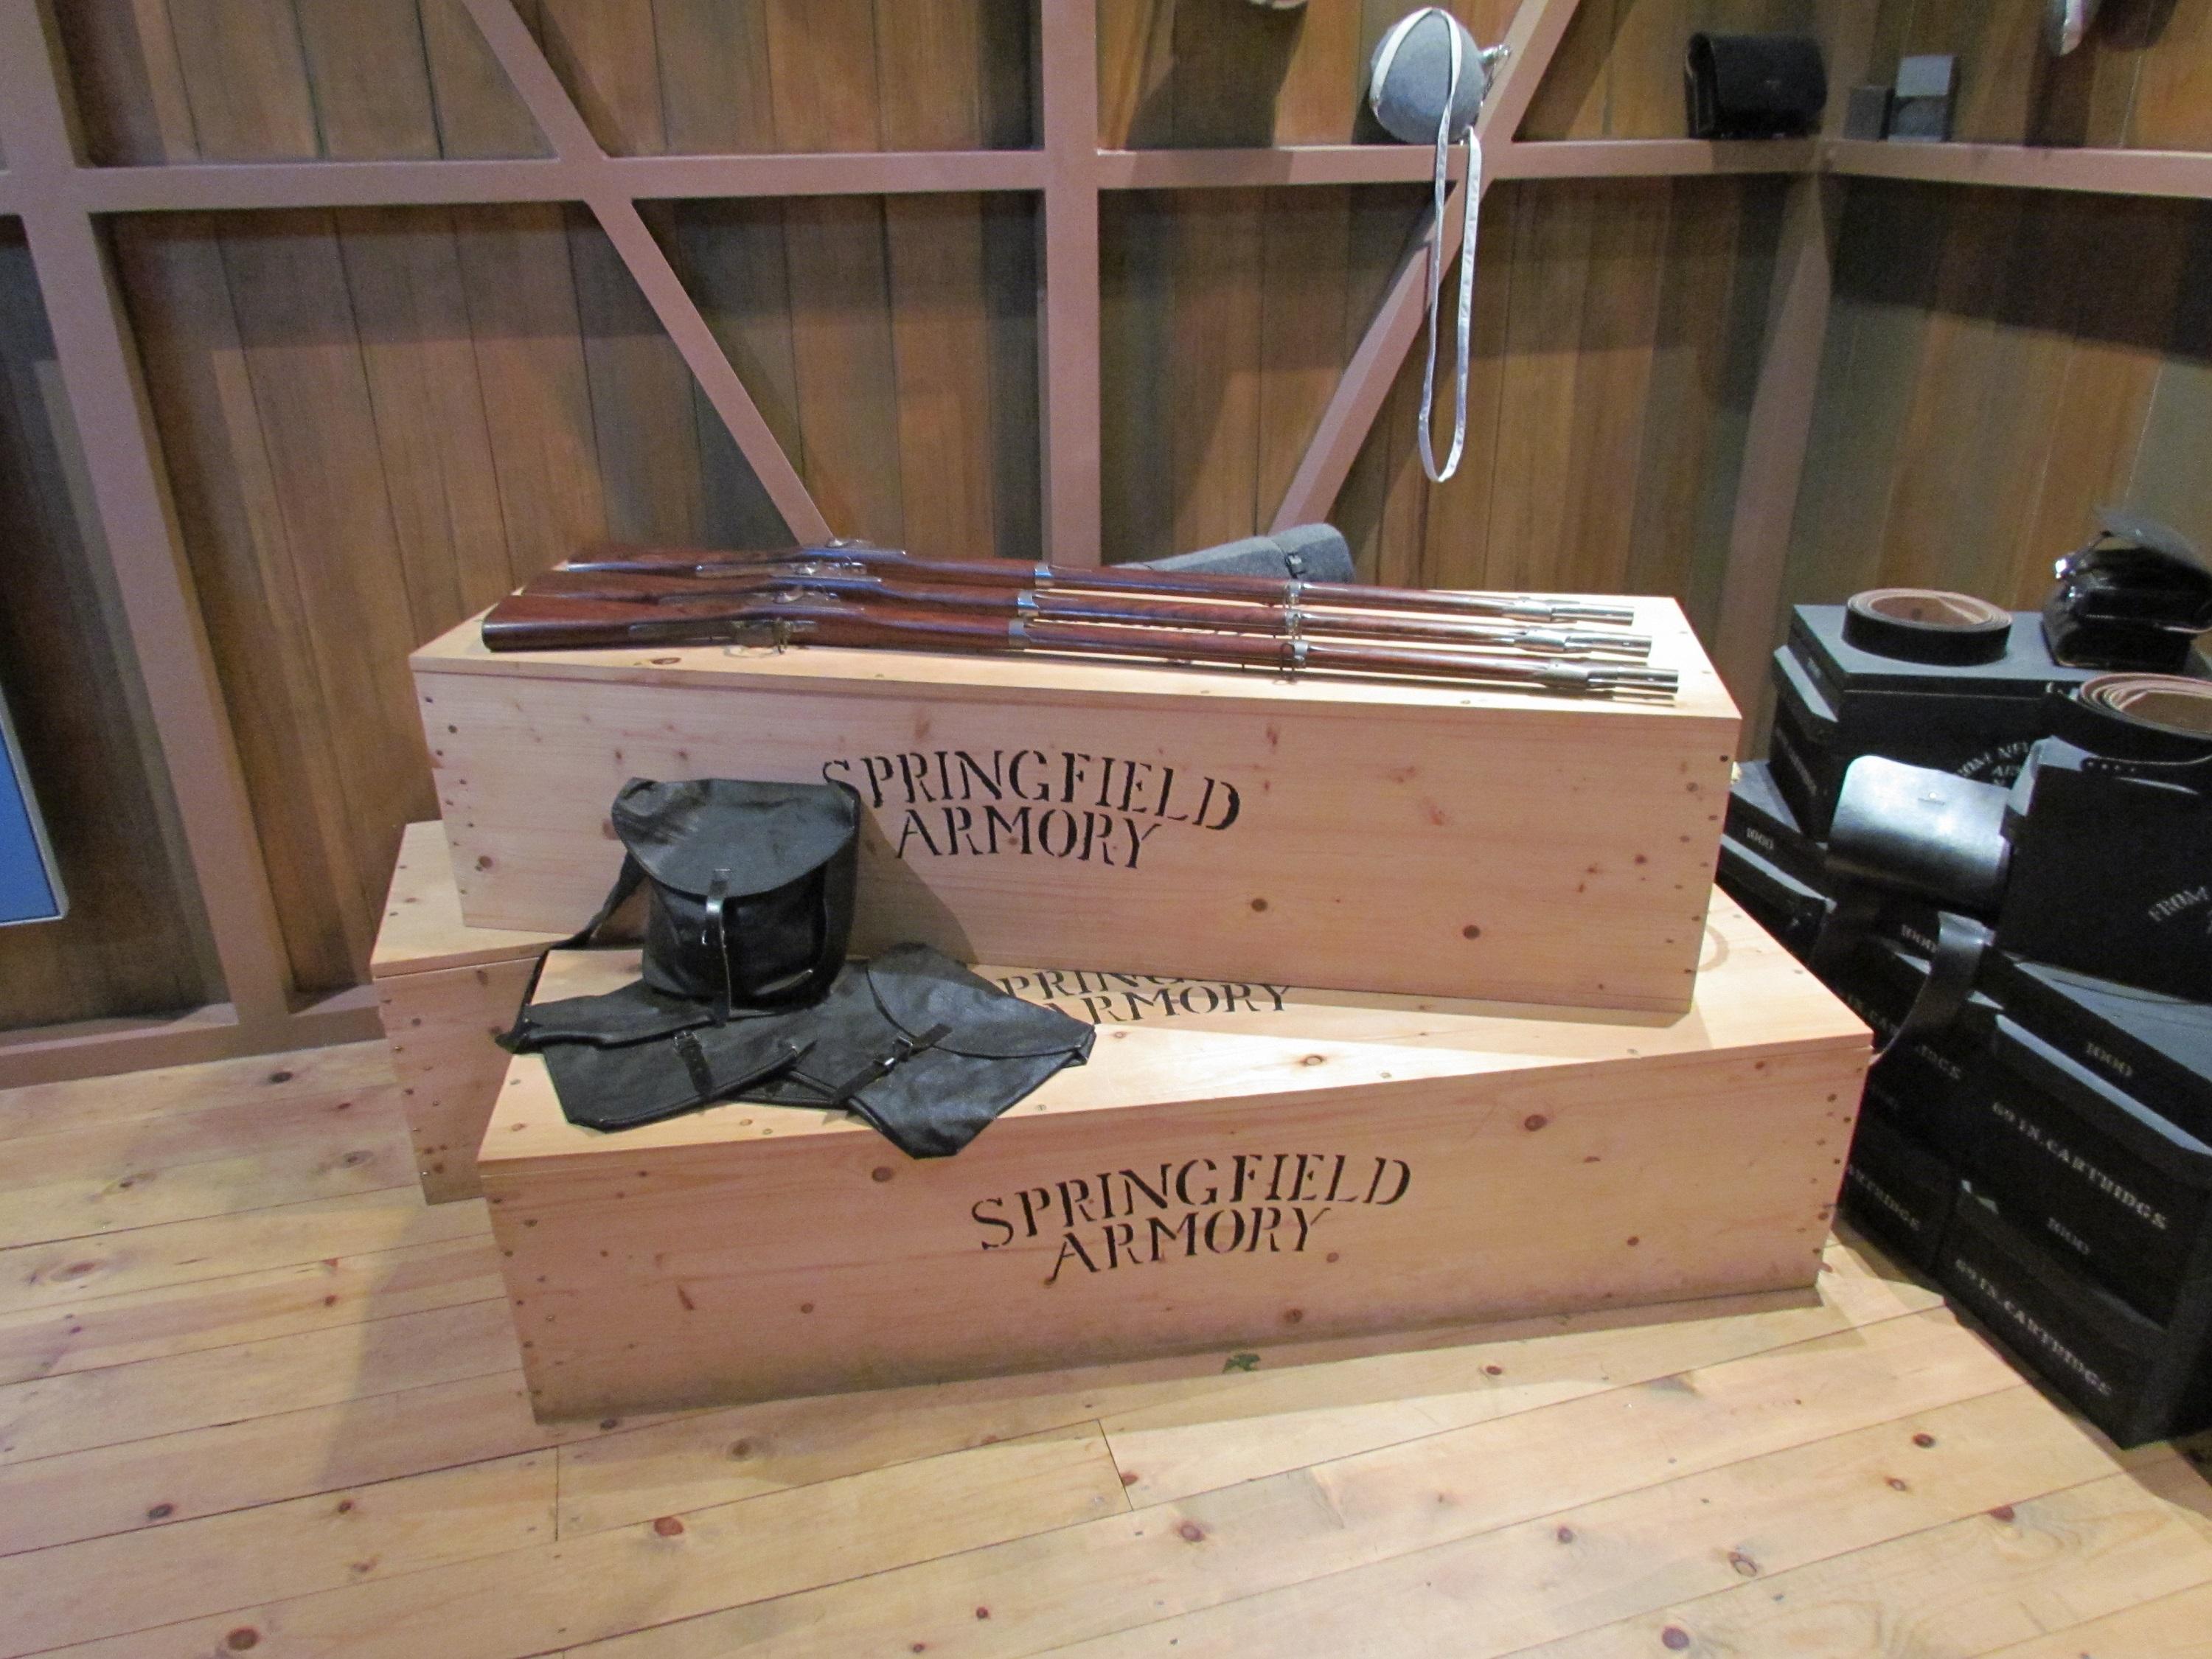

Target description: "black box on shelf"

left=1954, top=1012, right=2212, bottom=1326
left=1767, top=606, right=2096, bottom=835
left=1842, top=1109, right=1958, bottom=1273
left=1941, top=1183, right=2212, bottom=1447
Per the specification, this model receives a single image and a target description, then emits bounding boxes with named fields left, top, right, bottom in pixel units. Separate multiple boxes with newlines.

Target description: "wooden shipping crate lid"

left=481, top=891, right=1865, bottom=1172
left=371, top=821, right=566, bottom=980
left=412, top=596, right=1739, bottom=731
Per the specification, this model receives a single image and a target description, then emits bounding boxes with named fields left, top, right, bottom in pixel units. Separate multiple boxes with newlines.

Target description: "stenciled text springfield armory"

left=479, top=543, right=1677, bottom=700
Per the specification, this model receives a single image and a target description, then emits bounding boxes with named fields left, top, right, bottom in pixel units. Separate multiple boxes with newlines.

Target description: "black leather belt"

left=1842, top=588, right=2012, bottom=665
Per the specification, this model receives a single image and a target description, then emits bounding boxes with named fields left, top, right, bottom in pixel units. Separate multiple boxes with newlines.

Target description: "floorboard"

left=1, top=1039, right=2205, bottom=1658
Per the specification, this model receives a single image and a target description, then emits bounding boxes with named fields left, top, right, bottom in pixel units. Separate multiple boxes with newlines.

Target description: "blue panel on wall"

left=0, top=689, right=64, bottom=927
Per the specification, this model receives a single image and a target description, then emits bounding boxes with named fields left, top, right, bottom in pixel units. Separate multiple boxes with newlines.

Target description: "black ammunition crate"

left=1985, top=954, right=2212, bottom=1149
left=1941, top=1184, right=2212, bottom=1447
left=1954, top=1012, right=2212, bottom=1325
left=1716, top=835, right=1827, bottom=959
left=1767, top=606, right=2096, bottom=835
left=1841, top=1109, right=1957, bottom=1273
left=1725, top=760, right=1826, bottom=894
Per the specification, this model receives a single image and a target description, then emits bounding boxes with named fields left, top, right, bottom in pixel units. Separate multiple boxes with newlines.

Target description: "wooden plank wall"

left=111, top=198, right=1038, bottom=998
left=1094, top=0, right=1815, bottom=146
left=0, top=225, right=215, bottom=1032
left=1860, top=0, right=2212, bottom=149
left=14, top=1, right=1803, bottom=1026
left=1102, top=174, right=1787, bottom=641
left=57, top=0, right=1034, bottom=162
left=1784, top=178, right=2212, bottom=630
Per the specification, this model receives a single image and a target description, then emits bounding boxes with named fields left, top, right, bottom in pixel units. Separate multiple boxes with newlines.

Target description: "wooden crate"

left=480, top=894, right=1866, bottom=1420
left=412, top=599, right=1739, bottom=1014
left=371, top=822, right=563, bottom=1203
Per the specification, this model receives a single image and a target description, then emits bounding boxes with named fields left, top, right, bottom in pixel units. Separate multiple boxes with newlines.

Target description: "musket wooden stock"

left=520, top=566, right=1652, bottom=658
left=560, top=541, right=1641, bottom=627
left=479, top=591, right=1677, bottom=696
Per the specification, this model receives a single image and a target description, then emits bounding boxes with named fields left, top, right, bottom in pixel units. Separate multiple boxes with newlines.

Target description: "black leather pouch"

left=738, top=944, right=1096, bottom=1158
left=1685, top=33, right=1826, bottom=139
left=606, top=776, right=860, bottom=1018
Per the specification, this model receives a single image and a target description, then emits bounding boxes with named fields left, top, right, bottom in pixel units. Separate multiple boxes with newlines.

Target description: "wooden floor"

left=2, top=1046, right=2210, bottom=1658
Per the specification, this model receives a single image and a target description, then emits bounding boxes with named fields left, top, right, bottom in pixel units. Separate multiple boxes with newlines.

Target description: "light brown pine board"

left=552, top=1307, right=2028, bottom=1659
left=0, top=1369, right=587, bottom=1557
left=58, top=1427, right=1127, bottom=1659
left=0, top=1298, right=518, bottom=1466
left=0, top=1234, right=501, bottom=1386
left=0, top=1040, right=391, bottom=1143
left=0, top=1451, right=554, bottom=1658
left=0, top=1185, right=480, bottom=1318
left=1040, top=1384, right=2128, bottom=1658
left=1508, top=1459, right=2212, bottom=1657
left=1982, top=1573, right=2212, bottom=1657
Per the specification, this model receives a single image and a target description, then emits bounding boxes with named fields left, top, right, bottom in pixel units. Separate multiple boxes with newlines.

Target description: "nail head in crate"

left=412, top=599, right=1736, bottom=1013
left=479, top=894, right=1867, bottom=1421
left=1941, top=1184, right=2212, bottom=1447
left=1768, top=600, right=2097, bottom=835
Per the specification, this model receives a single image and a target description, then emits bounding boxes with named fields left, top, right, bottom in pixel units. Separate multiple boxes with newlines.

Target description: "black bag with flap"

left=1684, top=33, right=1826, bottom=139
left=614, top=776, right=859, bottom=1015
left=585, top=776, right=860, bottom=1018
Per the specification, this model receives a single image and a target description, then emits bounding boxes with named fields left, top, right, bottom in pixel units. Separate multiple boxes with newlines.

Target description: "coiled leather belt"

left=1842, top=588, right=2013, bottom=666
left=2054, top=673, right=2212, bottom=764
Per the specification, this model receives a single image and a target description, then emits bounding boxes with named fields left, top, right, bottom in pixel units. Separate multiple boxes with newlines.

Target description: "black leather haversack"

left=605, top=776, right=860, bottom=1018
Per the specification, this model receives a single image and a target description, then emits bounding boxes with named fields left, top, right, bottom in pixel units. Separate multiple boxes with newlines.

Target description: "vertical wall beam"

left=1710, top=174, right=1840, bottom=722
left=1039, top=0, right=1104, bottom=565
left=457, top=0, right=831, bottom=545
left=1270, top=0, right=1584, bottom=532
left=0, top=0, right=298, bottom=1034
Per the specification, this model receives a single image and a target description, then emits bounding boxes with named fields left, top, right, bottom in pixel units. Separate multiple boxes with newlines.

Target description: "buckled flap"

left=611, top=777, right=859, bottom=898
left=506, top=978, right=715, bottom=1051
left=863, top=943, right=1096, bottom=1060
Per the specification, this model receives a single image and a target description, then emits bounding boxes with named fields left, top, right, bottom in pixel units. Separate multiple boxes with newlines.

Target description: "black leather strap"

left=828, top=1021, right=952, bottom=1104
left=501, top=853, right=647, bottom=1049
left=703, top=867, right=734, bottom=1023
left=672, top=1029, right=716, bottom=1099
left=1880, top=911, right=1992, bottom=1064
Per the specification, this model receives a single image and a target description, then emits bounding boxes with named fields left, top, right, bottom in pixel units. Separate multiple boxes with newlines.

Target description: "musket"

left=560, top=542, right=1643, bottom=628
left=521, top=566, right=1654, bottom=659
left=479, top=589, right=1680, bottom=698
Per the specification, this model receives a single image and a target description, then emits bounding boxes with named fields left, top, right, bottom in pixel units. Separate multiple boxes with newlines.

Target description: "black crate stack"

left=1721, top=605, right=2212, bottom=1447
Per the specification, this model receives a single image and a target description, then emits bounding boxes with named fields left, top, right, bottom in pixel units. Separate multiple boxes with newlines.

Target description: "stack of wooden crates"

left=375, top=599, right=1872, bottom=1421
